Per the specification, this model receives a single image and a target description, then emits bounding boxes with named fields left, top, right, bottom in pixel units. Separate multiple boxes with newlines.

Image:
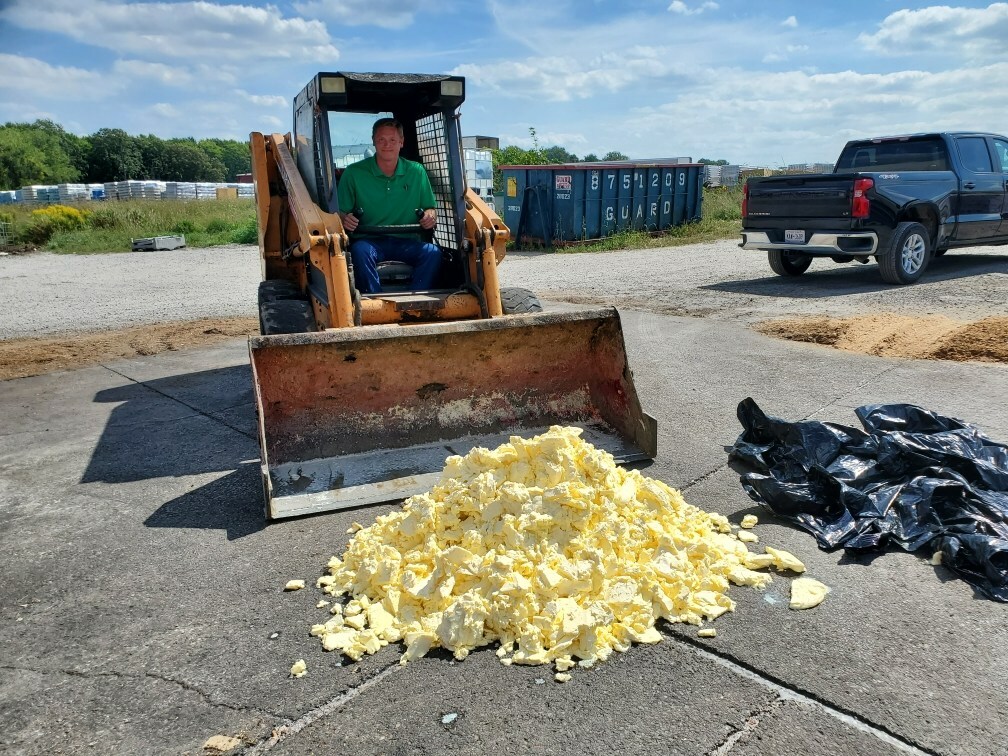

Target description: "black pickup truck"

left=740, top=132, right=1008, bottom=284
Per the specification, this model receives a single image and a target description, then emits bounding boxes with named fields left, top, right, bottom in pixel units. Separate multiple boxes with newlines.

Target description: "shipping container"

left=500, top=161, right=703, bottom=246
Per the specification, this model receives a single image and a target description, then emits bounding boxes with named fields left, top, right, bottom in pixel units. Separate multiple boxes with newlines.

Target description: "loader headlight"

left=321, top=76, right=346, bottom=94
left=440, top=79, right=463, bottom=98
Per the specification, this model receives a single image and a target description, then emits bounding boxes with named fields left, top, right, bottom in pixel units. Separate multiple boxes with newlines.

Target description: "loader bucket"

left=249, top=308, right=657, bottom=519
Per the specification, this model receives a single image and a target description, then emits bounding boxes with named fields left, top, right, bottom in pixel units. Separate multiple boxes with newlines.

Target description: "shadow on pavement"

left=704, top=251, right=1008, bottom=299
left=80, top=364, right=268, bottom=539
left=81, top=365, right=254, bottom=483
left=144, top=463, right=267, bottom=540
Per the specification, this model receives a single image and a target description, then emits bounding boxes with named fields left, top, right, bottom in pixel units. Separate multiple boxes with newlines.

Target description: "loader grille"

left=415, top=112, right=457, bottom=250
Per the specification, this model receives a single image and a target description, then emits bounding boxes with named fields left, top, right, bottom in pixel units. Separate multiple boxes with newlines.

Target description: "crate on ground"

left=131, top=234, right=186, bottom=251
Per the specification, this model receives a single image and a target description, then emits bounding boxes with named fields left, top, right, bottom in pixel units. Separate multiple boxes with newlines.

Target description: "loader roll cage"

left=293, top=72, right=470, bottom=294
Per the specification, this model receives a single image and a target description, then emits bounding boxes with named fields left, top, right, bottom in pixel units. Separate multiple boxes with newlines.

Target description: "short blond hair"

left=372, top=118, right=404, bottom=140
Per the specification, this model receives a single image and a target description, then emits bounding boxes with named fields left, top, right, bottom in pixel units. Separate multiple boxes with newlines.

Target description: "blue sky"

left=0, top=0, right=1005, bottom=166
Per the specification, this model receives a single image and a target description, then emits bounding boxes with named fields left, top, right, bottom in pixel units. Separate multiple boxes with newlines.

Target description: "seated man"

left=337, top=117, right=440, bottom=293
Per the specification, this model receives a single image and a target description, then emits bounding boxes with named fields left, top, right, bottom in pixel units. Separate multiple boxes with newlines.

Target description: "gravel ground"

left=0, top=240, right=1005, bottom=339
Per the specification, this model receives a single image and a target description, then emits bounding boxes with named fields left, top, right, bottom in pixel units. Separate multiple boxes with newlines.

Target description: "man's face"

left=373, top=125, right=403, bottom=161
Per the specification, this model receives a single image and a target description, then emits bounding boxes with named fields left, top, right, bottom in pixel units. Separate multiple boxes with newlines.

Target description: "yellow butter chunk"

left=789, top=578, right=830, bottom=609
left=765, top=547, right=806, bottom=574
left=284, top=580, right=306, bottom=591
left=736, top=530, right=759, bottom=544
left=740, top=514, right=758, bottom=529
left=697, top=628, right=716, bottom=638
left=289, top=659, right=307, bottom=678
left=312, top=426, right=804, bottom=673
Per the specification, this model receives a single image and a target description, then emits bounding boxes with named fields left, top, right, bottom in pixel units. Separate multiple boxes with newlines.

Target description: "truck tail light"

left=741, top=183, right=749, bottom=217
left=851, top=178, right=873, bottom=219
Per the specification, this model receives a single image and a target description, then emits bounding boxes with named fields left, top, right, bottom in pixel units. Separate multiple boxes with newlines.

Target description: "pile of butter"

left=309, top=426, right=825, bottom=676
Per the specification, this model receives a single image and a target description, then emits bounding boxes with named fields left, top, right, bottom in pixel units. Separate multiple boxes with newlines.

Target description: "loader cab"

left=292, top=72, right=469, bottom=293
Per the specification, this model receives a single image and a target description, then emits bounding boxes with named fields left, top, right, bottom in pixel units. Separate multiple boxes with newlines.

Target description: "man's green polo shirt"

left=337, top=156, right=436, bottom=237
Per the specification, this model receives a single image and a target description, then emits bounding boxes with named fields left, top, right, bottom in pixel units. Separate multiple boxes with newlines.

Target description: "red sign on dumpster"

left=555, top=175, right=572, bottom=190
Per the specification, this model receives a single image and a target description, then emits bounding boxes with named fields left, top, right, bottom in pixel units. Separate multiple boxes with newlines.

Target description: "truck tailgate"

left=746, top=175, right=852, bottom=219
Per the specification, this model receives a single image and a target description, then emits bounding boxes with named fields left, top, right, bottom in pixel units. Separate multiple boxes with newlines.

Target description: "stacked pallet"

left=57, top=184, right=90, bottom=202
left=11, top=180, right=252, bottom=204
left=115, top=180, right=165, bottom=200
left=19, top=185, right=60, bottom=204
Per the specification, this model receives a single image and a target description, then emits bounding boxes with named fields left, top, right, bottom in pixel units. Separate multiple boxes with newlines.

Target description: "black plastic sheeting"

left=728, top=398, right=1008, bottom=602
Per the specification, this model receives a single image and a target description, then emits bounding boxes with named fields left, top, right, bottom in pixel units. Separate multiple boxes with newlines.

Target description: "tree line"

left=1, top=120, right=729, bottom=193
left=488, top=129, right=728, bottom=190
left=0, top=120, right=252, bottom=190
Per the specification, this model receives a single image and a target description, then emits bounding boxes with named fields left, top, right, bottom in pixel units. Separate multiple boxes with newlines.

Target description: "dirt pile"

left=757, top=314, right=1008, bottom=364
left=2, top=313, right=1004, bottom=382
left=0, top=317, right=258, bottom=380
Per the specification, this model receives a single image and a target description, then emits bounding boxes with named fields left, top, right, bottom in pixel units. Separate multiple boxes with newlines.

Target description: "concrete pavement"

left=1, top=309, right=1006, bottom=755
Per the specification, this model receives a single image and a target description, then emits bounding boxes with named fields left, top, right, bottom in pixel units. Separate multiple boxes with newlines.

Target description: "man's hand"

left=339, top=211, right=359, bottom=232
left=419, top=209, right=437, bottom=230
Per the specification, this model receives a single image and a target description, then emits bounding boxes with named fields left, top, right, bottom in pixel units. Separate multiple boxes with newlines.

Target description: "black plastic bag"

left=728, top=398, right=1008, bottom=602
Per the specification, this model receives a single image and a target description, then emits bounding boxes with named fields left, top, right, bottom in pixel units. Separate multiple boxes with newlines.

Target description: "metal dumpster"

left=500, top=160, right=704, bottom=245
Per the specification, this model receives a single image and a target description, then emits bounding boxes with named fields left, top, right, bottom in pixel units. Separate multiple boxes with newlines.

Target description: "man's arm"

left=336, top=165, right=359, bottom=232
left=416, top=162, right=437, bottom=230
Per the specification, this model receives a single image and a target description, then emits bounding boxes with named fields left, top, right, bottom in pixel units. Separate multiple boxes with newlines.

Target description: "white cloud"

left=293, top=0, right=418, bottom=30
left=631, top=63, right=1008, bottom=165
left=762, top=44, right=808, bottom=63
left=111, top=60, right=195, bottom=88
left=782, top=15, right=798, bottom=28
left=149, top=103, right=181, bottom=118
left=502, top=129, right=589, bottom=150
left=0, top=53, right=115, bottom=100
left=0, top=0, right=340, bottom=62
left=236, top=91, right=289, bottom=108
left=859, top=2, right=1008, bottom=61
left=668, top=1, right=718, bottom=15
left=456, top=46, right=694, bottom=102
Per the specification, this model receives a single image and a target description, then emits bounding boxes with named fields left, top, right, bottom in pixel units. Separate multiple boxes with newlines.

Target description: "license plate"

left=784, top=229, right=805, bottom=243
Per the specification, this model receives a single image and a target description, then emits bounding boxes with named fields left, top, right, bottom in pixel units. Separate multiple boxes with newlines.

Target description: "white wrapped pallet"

left=57, top=183, right=89, bottom=202
left=166, top=182, right=198, bottom=199
left=20, top=185, right=58, bottom=205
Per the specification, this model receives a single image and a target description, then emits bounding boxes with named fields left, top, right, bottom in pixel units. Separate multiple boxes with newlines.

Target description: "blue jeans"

left=348, top=236, right=441, bottom=294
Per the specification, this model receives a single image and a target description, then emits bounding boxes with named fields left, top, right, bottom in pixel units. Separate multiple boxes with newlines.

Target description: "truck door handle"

left=963, top=181, right=976, bottom=189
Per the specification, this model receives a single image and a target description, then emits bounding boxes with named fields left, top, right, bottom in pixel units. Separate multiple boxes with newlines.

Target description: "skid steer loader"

left=248, top=72, right=657, bottom=519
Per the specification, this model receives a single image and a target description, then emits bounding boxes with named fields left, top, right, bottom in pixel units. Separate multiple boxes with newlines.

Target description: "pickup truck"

left=740, top=132, right=1008, bottom=284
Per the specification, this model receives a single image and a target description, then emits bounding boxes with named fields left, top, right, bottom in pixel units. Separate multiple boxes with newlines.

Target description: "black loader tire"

left=500, top=287, right=543, bottom=314
left=258, top=279, right=303, bottom=303
left=259, top=299, right=316, bottom=335
left=879, top=222, right=930, bottom=285
left=768, top=250, right=812, bottom=276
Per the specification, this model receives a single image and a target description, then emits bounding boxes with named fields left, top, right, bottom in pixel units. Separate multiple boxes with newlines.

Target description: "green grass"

left=1, top=185, right=741, bottom=254
left=1, top=198, right=258, bottom=253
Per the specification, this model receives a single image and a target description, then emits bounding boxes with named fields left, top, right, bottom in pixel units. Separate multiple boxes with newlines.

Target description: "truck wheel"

left=879, top=222, right=930, bottom=285
left=259, top=299, right=316, bottom=335
left=767, top=250, right=812, bottom=276
left=500, top=287, right=543, bottom=314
